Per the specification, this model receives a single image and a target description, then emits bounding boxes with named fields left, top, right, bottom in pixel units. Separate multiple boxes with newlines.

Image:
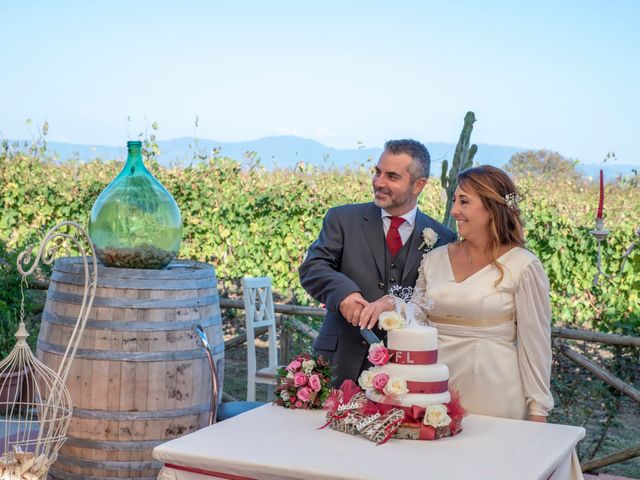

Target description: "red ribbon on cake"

left=388, top=349, right=437, bottom=365
left=406, top=379, right=448, bottom=394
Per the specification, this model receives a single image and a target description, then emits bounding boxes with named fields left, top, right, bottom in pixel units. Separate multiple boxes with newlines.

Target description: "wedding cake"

left=353, top=308, right=464, bottom=441
left=322, top=295, right=464, bottom=443
left=363, top=326, right=451, bottom=408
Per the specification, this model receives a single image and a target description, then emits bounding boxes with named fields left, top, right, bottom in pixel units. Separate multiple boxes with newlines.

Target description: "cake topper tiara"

left=387, top=286, right=435, bottom=327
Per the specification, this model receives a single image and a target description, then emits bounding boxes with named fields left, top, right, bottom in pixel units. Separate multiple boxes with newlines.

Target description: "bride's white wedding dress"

left=412, top=245, right=583, bottom=480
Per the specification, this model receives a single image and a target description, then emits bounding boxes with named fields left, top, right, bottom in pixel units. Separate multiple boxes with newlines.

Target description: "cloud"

left=277, top=126, right=300, bottom=135
left=313, top=125, right=334, bottom=138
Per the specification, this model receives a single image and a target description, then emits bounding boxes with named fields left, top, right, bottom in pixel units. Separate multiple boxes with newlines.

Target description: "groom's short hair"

left=384, top=139, right=430, bottom=182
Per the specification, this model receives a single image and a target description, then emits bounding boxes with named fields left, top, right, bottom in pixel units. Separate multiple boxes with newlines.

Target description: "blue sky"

left=1, top=0, right=639, bottom=164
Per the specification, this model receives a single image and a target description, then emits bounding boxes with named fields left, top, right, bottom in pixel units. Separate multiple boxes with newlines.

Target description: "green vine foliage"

left=1, top=143, right=638, bottom=335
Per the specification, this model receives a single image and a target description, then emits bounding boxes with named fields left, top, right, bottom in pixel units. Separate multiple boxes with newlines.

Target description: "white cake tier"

left=378, top=362, right=449, bottom=383
left=366, top=389, right=451, bottom=407
left=387, top=326, right=438, bottom=352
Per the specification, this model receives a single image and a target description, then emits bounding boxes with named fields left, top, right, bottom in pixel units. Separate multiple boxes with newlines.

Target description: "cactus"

left=441, top=111, right=478, bottom=231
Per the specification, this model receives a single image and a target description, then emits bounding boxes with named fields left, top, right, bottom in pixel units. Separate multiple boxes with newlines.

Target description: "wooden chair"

left=242, top=277, right=281, bottom=401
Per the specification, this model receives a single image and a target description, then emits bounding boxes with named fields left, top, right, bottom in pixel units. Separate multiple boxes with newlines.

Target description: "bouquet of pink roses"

left=274, top=353, right=333, bottom=409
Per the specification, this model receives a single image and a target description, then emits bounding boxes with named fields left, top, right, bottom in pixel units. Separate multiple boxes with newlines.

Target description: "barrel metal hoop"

left=51, top=270, right=217, bottom=289
left=54, top=456, right=163, bottom=471
left=42, top=311, right=222, bottom=331
left=37, top=340, right=224, bottom=361
left=54, top=257, right=215, bottom=278
left=47, top=290, right=219, bottom=309
left=73, top=403, right=209, bottom=420
left=49, top=466, right=157, bottom=480
left=63, top=437, right=165, bottom=450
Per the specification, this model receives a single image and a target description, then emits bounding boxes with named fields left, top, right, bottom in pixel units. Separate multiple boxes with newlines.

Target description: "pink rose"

left=367, top=345, right=390, bottom=366
left=295, top=400, right=303, bottom=408
left=294, top=372, right=307, bottom=387
left=372, top=372, right=389, bottom=391
left=308, top=374, right=322, bottom=392
left=287, top=360, right=302, bottom=372
left=297, top=387, right=311, bottom=402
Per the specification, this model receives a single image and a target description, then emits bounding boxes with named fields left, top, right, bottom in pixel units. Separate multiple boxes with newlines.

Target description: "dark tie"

left=386, top=216, right=405, bottom=257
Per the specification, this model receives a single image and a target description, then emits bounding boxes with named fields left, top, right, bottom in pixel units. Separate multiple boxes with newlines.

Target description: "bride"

left=359, top=165, right=583, bottom=479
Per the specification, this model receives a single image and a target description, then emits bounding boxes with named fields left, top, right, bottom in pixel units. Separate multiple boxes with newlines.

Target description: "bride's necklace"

left=459, top=242, right=480, bottom=264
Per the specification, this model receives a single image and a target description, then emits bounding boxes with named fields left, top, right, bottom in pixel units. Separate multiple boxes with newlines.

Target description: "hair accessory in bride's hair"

left=504, top=192, right=522, bottom=210
left=387, top=286, right=435, bottom=327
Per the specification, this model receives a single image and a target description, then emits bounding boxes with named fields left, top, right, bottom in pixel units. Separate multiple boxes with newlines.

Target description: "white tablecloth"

left=153, top=405, right=584, bottom=480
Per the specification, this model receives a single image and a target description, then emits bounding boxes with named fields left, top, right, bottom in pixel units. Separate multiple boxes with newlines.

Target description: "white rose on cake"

left=383, top=377, right=408, bottom=397
left=378, top=311, right=405, bottom=330
left=358, top=368, right=377, bottom=389
left=424, top=404, right=452, bottom=428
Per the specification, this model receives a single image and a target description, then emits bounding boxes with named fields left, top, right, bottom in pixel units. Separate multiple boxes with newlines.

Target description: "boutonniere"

left=418, top=227, right=439, bottom=251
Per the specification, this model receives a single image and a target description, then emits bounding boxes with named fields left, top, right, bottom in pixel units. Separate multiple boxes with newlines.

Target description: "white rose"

left=378, top=311, right=405, bottom=330
left=301, top=359, right=315, bottom=374
left=358, top=368, right=377, bottom=389
left=424, top=404, right=452, bottom=428
left=280, top=390, right=290, bottom=401
left=383, top=377, right=408, bottom=397
left=286, top=371, right=294, bottom=379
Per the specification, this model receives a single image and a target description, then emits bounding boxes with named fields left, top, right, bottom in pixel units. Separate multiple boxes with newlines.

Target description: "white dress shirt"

left=380, top=206, right=417, bottom=246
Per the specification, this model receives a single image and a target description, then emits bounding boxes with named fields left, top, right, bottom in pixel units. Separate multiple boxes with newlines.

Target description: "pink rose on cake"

left=423, top=404, right=451, bottom=428
left=372, top=372, right=390, bottom=391
left=294, top=372, right=307, bottom=387
left=367, top=343, right=390, bottom=366
left=378, top=311, right=405, bottom=330
left=383, top=377, right=408, bottom=397
left=308, top=374, right=322, bottom=392
left=358, top=368, right=376, bottom=389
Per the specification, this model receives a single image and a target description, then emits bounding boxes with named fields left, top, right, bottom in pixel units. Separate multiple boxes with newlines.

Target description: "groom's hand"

left=340, top=292, right=369, bottom=326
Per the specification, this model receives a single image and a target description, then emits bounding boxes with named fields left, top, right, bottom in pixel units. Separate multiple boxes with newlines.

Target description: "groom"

left=299, top=139, right=456, bottom=386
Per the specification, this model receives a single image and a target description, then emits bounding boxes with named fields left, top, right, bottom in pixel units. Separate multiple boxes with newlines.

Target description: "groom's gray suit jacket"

left=299, top=202, right=456, bottom=386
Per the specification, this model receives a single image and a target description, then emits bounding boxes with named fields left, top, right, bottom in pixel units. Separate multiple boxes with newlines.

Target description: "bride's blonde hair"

left=457, top=165, right=525, bottom=285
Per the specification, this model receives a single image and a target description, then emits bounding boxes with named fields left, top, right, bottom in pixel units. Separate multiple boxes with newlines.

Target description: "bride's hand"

left=358, top=296, right=395, bottom=330
left=528, top=415, right=547, bottom=423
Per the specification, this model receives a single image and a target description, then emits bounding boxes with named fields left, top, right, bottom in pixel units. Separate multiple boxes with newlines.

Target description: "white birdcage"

left=0, top=222, right=96, bottom=479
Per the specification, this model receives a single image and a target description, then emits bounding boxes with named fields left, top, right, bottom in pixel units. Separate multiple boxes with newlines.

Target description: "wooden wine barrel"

left=37, top=258, right=223, bottom=480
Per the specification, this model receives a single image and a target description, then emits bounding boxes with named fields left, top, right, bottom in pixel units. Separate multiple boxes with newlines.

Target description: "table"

left=153, top=405, right=585, bottom=480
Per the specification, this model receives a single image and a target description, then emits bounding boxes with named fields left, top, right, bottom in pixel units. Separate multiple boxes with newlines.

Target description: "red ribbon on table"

left=368, top=401, right=436, bottom=440
left=388, top=349, right=438, bottom=365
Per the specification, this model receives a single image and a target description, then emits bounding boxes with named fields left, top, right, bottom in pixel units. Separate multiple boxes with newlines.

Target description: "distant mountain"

left=10, top=136, right=638, bottom=178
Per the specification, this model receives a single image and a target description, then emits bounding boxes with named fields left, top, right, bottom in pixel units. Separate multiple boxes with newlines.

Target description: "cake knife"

left=360, top=328, right=382, bottom=345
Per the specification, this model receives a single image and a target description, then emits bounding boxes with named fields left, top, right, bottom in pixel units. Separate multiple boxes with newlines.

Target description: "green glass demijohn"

left=88, top=141, right=182, bottom=269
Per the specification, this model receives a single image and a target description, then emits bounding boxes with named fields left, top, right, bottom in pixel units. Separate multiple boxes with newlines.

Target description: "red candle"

left=597, top=169, right=604, bottom=219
